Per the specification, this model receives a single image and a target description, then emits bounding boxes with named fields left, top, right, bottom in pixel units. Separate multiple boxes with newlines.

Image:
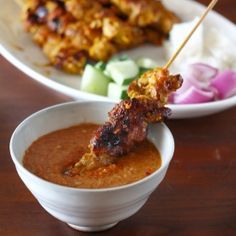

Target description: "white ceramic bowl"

left=10, top=101, right=175, bottom=232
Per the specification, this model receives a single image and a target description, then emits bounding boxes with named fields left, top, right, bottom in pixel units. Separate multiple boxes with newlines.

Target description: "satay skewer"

left=66, top=0, right=218, bottom=174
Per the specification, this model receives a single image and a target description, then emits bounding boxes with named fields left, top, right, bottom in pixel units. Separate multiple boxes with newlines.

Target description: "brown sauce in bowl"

left=23, top=123, right=161, bottom=188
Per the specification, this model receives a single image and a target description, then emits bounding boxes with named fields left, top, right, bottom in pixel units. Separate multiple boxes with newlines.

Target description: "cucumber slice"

left=103, top=68, right=111, bottom=77
left=104, top=56, right=130, bottom=77
left=136, top=58, right=158, bottom=69
left=81, top=64, right=110, bottom=96
left=109, top=54, right=130, bottom=63
left=94, top=61, right=106, bottom=71
left=105, top=60, right=139, bottom=86
left=108, top=83, right=129, bottom=100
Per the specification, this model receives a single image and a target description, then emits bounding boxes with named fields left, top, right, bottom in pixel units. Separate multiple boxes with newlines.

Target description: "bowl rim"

left=9, top=100, right=175, bottom=193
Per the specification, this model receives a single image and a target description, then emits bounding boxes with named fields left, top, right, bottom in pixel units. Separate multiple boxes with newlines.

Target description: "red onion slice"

left=174, top=86, right=215, bottom=104
left=210, top=70, right=236, bottom=99
left=176, top=63, right=219, bottom=95
left=170, top=63, right=236, bottom=104
left=184, top=63, right=218, bottom=82
left=176, top=74, right=209, bottom=95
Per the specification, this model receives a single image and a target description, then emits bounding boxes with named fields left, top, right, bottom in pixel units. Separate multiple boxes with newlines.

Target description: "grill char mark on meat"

left=90, top=98, right=171, bottom=157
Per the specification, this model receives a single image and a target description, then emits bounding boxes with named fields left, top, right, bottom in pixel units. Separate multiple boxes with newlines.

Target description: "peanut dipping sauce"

left=23, top=123, right=161, bottom=188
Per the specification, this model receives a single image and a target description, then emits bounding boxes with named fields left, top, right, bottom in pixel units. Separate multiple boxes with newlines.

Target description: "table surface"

left=1, top=1, right=236, bottom=235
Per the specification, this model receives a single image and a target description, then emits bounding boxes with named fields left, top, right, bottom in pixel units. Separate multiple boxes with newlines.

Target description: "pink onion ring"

left=210, top=70, right=236, bottom=99
left=174, top=86, right=215, bottom=104
left=171, top=63, right=236, bottom=104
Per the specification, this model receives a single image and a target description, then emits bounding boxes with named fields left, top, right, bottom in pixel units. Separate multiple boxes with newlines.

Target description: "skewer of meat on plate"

left=16, top=0, right=179, bottom=74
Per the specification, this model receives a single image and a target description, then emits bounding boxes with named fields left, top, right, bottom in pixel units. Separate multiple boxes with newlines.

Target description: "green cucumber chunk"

left=108, top=83, right=128, bottom=100
left=136, top=58, right=158, bottom=69
left=108, top=54, right=130, bottom=63
left=105, top=60, right=139, bottom=86
left=81, top=64, right=110, bottom=96
left=94, top=61, right=106, bottom=71
left=104, top=55, right=130, bottom=77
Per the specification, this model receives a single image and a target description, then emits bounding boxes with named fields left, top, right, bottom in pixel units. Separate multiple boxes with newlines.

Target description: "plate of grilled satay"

left=0, top=0, right=236, bottom=118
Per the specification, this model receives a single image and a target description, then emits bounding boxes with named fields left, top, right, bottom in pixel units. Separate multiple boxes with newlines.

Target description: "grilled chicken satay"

left=64, top=68, right=182, bottom=175
left=91, top=68, right=182, bottom=157
left=110, top=0, right=180, bottom=32
left=67, top=0, right=219, bottom=173
left=87, top=0, right=217, bottom=164
left=21, top=0, right=178, bottom=74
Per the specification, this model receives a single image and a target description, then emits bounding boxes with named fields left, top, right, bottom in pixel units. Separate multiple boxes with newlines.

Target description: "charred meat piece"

left=66, top=68, right=182, bottom=174
left=42, top=35, right=87, bottom=73
left=91, top=69, right=182, bottom=157
left=91, top=98, right=171, bottom=157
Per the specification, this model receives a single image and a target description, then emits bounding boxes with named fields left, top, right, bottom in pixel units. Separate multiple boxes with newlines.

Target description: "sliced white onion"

left=174, top=86, right=215, bottom=104
left=210, top=70, right=236, bottom=99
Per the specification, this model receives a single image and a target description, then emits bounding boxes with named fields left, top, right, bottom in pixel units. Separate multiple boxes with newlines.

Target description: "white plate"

left=0, top=0, right=236, bottom=118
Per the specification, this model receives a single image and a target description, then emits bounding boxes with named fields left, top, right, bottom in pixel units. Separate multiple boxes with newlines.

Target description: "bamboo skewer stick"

left=164, top=0, right=218, bottom=70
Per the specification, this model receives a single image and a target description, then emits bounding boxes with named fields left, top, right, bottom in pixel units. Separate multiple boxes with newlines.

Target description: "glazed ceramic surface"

left=10, top=101, right=175, bottom=232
